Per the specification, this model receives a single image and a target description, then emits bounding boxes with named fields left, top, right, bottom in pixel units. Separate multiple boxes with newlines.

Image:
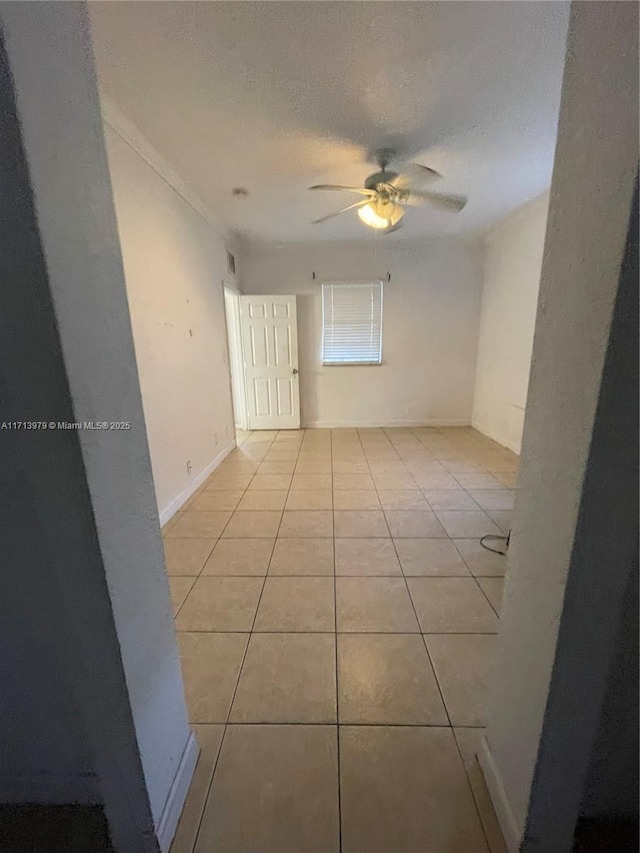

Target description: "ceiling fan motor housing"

left=364, top=170, right=398, bottom=190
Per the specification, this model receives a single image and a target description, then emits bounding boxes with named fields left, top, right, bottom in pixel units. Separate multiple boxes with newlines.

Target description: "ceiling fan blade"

left=404, top=190, right=467, bottom=212
left=312, top=198, right=371, bottom=224
left=384, top=218, right=405, bottom=235
left=309, top=184, right=376, bottom=196
left=390, top=163, right=442, bottom=190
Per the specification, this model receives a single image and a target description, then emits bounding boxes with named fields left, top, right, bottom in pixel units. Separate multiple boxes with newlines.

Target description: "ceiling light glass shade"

left=358, top=200, right=405, bottom=230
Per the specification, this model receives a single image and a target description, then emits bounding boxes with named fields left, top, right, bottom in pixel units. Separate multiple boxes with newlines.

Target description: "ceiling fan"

left=309, top=148, right=467, bottom=233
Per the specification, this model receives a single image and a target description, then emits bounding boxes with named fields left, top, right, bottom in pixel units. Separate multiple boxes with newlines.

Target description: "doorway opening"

left=223, top=285, right=248, bottom=433
left=223, top=290, right=301, bottom=432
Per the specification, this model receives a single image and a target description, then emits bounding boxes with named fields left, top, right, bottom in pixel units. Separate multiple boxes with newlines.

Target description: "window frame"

left=320, top=279, right=384, bottom=367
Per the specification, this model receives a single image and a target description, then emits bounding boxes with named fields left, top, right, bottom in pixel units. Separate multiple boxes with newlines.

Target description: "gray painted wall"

left=574, top=178, right=638, bottom=822
left=580, top=555, right=639, bottom=819
left=522, top=173, right=638, bottom=849
left=0, top=42, right=98, bottom=784
left=1, top=2, right=193, bottom=848
left=0, top=17, right=157, bottom=850
left=482, top=2, right=638, bottom=850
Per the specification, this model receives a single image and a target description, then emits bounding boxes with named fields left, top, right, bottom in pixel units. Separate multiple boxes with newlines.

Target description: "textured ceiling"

left=89, top=1, right=569, bottom=243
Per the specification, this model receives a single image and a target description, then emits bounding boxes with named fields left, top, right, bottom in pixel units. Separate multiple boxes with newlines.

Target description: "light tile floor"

left=165, top=427, right=516, bottom=853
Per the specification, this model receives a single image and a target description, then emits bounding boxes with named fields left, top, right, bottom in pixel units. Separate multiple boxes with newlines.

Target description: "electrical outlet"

left=186, top=459, right=192, bottom=475
left=214, top=432, right=218, bottom=445
left=406, top=405, right=413, bottom=415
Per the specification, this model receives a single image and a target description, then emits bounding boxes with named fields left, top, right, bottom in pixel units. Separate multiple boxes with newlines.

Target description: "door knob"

left=292, top=368, right=298, bottom=375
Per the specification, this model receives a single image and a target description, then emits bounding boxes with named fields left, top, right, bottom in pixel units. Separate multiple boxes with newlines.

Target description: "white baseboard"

left=302, top=418, right=471, bottom=429
left=159, top=440, right=236, bottom=526
left=0, top=771, right=101, bottom=804
left=156, top=729, right=200, bottom=853
left=478, top=735, right=521, bottom=853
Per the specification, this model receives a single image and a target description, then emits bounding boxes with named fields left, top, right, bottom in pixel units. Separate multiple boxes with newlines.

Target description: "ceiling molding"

left=99, top=93, right=230, bottom=240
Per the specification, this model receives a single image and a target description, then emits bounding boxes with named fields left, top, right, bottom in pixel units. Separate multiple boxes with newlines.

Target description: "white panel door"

left=240, top=294, right=300, bottom=430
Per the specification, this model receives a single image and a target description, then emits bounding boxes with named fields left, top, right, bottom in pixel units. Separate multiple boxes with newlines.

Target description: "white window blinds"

left=321, top=281, right=384, bottom=365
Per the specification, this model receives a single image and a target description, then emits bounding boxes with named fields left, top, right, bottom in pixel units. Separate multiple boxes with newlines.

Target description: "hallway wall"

left=472, top=192, right=549, bottom=454
left=481, top=2, right=638, bottom=848
left=241, top=238, right=483, bottom=428
left=103, top=113, right=238, bottom=523
left=0, top=4, right=196, bottom=847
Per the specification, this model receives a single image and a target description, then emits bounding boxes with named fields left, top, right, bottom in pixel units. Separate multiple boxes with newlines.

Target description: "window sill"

left=322, top=362, right=383, bottom=367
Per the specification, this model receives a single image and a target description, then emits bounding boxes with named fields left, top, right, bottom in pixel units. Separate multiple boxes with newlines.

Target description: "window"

left=321, top=281, right=383, bottom=365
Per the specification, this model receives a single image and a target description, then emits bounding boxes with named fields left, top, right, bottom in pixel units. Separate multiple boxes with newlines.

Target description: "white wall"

left=242, top=239, right=483, bottom=428
left=472, top=192, right=549, bottom=454
left=103, top=117, right=237, bottom=523
left=1, top=4, right=196, bottom=848
left=481, top=2, right=638, bottom=849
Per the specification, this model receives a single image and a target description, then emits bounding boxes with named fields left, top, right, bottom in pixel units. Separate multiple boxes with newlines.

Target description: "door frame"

left=223, top=284, right=249, bottom=431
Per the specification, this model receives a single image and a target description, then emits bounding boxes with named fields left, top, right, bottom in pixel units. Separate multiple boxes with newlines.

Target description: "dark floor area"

left=573, top=818, right=639, bottom=853
left=0, top=805, right=113, bottom=853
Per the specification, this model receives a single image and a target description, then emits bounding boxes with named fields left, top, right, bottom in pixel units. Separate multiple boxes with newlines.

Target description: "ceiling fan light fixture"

left=357, top=203, right=388, bottom=229
left=358, top=200, right=404, bottom=230
left=309, top=154, right=464, bottom=231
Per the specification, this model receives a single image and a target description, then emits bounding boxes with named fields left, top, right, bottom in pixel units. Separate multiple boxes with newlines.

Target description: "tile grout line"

left=172, top=576, right=198, bottom=622
left=175, top=629, right=500, bottom=635
left=188, top=428, right=312, bottom=850
left=391, top=541, right=455, bottom=731
left=379, top=429, right=456, bottom=732
left=171, top=571, right=489, bottom=579
left=330, top=429, right=343, bottom=853
left=369, top=431, right=457, bottom=732
left=186, top=720, right=489, bottom=728
left=473, top=574, right=502, bottom=619
left=450, top=732, right=495, bottom=853
left=189, top=430, right=283, bottom=853
left=172, top=427, right=513, bottom=852
left=169, top=485, right=235, bottom=619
